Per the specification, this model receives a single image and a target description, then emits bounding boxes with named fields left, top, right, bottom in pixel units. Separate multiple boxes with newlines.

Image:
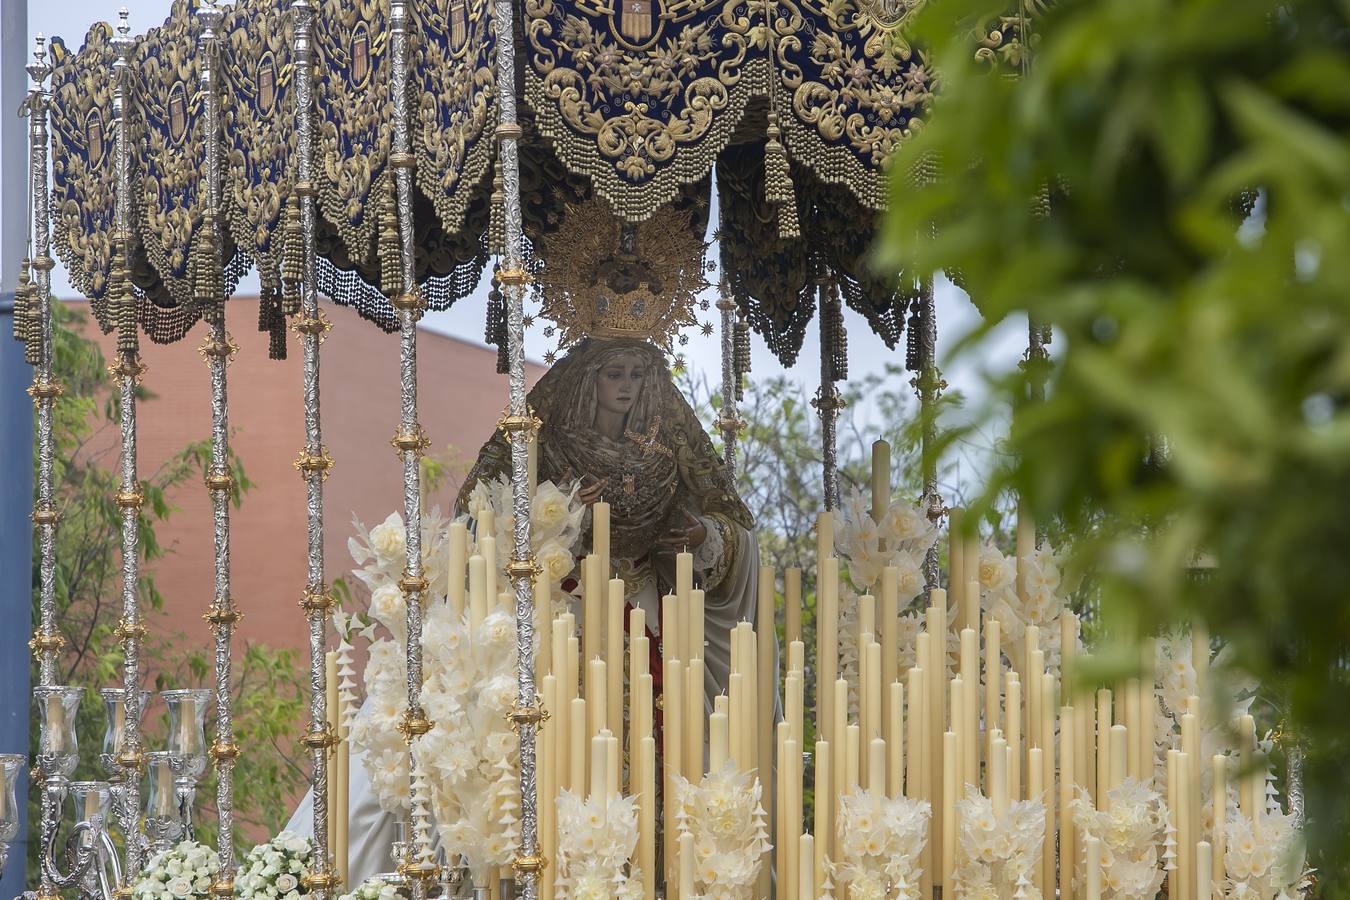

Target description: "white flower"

left=368, top=513, right=407, bottom=564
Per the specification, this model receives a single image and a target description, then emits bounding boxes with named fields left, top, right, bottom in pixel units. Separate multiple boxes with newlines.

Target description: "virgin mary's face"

left=595, top=354, right=646, bottom=417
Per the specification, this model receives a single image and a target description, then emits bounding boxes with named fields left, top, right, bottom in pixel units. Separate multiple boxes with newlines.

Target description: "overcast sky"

left=26, top=0, right=1028, bottom=456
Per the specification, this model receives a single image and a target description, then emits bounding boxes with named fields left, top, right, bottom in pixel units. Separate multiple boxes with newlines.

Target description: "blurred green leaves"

left=881, top=0, right=1350, bottom=885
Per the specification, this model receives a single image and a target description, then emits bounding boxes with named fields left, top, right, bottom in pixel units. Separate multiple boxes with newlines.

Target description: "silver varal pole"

left=197, top=2, right=242, bottom=890
left=491, top=0, right=544, bottom=890
left=109, top=11, right=151, bottom=893
left=815, top=280, right=841, bottom=511
left=915, top=276, right=942, bottom=594
left=291, top=2, right=339, bottom=898
left=387, top=0, right=437, bottom=891
left=717, top=294, right=741, bottom=478
left=25, top=32, right=62, bottom=900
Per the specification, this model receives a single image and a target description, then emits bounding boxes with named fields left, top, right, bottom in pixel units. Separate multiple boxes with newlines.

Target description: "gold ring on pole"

left=506, top=557, right=542, bottom=581
left=206, top=472, right=235, bottom=493
left=294, top=447, right=335, bottom=479
left=494, top=123, right=523, bottom=142
left=112, top=618, right=147, bottom=642
left=31, top=255, right=55, bottom=272
left=31, top=504, right=60, bottom=526
left=292, top=181, right=317, bottom=198
left=388, top=152, right=416, bottom=169
left=396, top=710, right=434, bottom=742
left=398, top=573, right=429, bottom=594
left=300, top=587, right=337, bottom=614
left=301, top=725, right=340, bottom=751
left=292, top=313, right=333, bottom=340
left=115, top=490, right=144, bottom=510
left=497, top=268, right=530, bottom=286
left=26, top=381, right=64, bottom=400
left=506, top=701, right=549, bottom=734
left=390, top=425, right=431, bottom=459
left=28, top=630, right=65, bottom=654
left=511, top=854, right=548, bottom=876
left=208, top=879, right=235, bottom=899
left=390, top=291, right=425, bottom=312
left=203, top=604, right=242, bottom=626
left=208, top=740, right=241, bottom=763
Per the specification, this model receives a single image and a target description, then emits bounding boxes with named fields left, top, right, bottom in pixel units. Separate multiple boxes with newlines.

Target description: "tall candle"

left=1238, top=713, right=1256, bottom=827
left=1182, top=710, right=1200, bottom=863
left=857, top=593, right=875, bottom=654
left=950, top=676, right=964, bottom=797
left=1096, top=689, right=1112, bottom=810
left=816, top=512, right=834, bottom=571
left=868, top=736, right=886, bottom=794
left=880, top=566, right=899, bottom=697
left=1178, top=750, right=1192, bottom=900
left=845, top=724, right=860, bottom=790
left=587, top=657, right=607, bottom=740
left=534, top=577, right=552, bottom=679
left=325, top=655, right=338, bottom=846
left=949, top=508, right=964, bottom=624
left=570, top=697, right=586, bottom=796
left=606, top=579, right=624, bottom=741
left=833, top=678, right=848, bottom=802
left=787, top=673, right=804, bottom=747
left=728, top=674, right=744, bottom=770
left=481, top=534, right=498, bottom=605
left=985, top=618, right=1002, bottom=755
left=606, top=731, right=620, bottom=798
left=991, top=732, right=1008, bottom=817
left=469, top=554, right=487, bottom=630
left=813, top=740, right=831, bottom=897
left=690, top=589, right=705, bottom=663
left=593, top=501, right=610, bottom=570
left=924, top=591, right=947, bottom=878
left=784, top=737, right=801, bottom=900
left=1059, top=704, right=1075, bottom=900
left=1192, top=627, right=1209, bottom=701
left=864, top=641, right=882, bottom=740
left=1197, top=841, right=1212, bottom=900
left=1212, top=754, right=1227, bottom=885
left=540, top=676, right=557, bottom=900
left=942, top=730, right=958, bottom=885
left=590, top=733, right=607, bottom=807
left=679, top=832, right=695, bottom=898
left=906, top=668, right=924, bottom=803
left=785, top=567, right=802, bottom=647
left=449, top=522, right=467, bottom=615
left=871, top=439, right=890, bottom=523
left=1028, top=747, right=1045, bottom=894
left=960, top=627, right=979, bottom=790
left=1125, top=677, right=1141, bottom=778
left=1109, top=724, right=1128, bottom=794
left=155, top=758, right=175, bottom=817
left=663, top=659, right=683, bottom=884
left=798, top=833, right=814, bottom=900
left=479, top=507, right=496, bottom=539
left=788, top=640, right=804, bottom=675
left=639, top=735, right=657, bottom=900
left=818, top=557, right=839, bottom=740
left=757, top=567, right=774, bottom=813
left=583, top=555, right=601, bottom=666
left=676, top=550, right=693, bottom=601
left=1139, top=639, right=1156, bottom=789
left=687, top=659, right=705, bottom=778
left=1085, top=836, right=1102, bottom=900
left=887, top=682, right=904, bottom=799
left=1007, top=674, right=1022, bottom=801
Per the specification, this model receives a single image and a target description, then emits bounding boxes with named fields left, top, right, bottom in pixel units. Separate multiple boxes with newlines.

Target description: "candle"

left=798, top=833, right=814, bottom=900
left=784, top=737, right=801, bottom=900
left=527, top=433, right=537, bottom=498
left=1015, top=501, right=1034, bottom=596
left=871, top=439, right=890, bottom=523
left=45, top=693, right=65, bottom=754
left=687, top=659, right=705, bottom=779
left=963, top=580, right=980, bottom=646
left=539, top=676, right=556, bottom=900
left=606, top=579, right=624, bottom=742
left=985, top=618, right=1001, bottom=756
left=1085, top=836, right=1102, bottom=900
left=479, top=506, right=496, bottom=538
left=679, top=832, right=695, bottom=898
left=690, top=589, right=705, bottom=663
left=83, top=788, right=99, bottom=823
left=469, top=554, right=487, bottom=630
left=833, top=678, right=848, bottom=802
left=1193, top=627, right=1209, bottom=701
left=729, top=673, right=745, bottom=772
left=1182, top=710, right=1200, bottom=865
left=570, top=697, right=586, bottom=796
left=960, top=627, right=979, bottom=790
left=583, top=555, right=601, bottom=667
left=606, top=731, right=620, bottom=798
left=587, top=657, right=607, bottom=740
left=818, top=557, right=839, bottom=741
left=949, top=508, right=965, bottom=624
left=710, top=709, right=728, bottom=771
left=1238, top=713, right=1256, bottom=828
left=590, top=733, right=607, bottom=808
left=788, top=640, right=804, bottom=675
left=924, top=592, right=947, bottom=876
left=868, top=736, right=885, bottom=794
left=881, top=566, right=899, bottom=694
left=593, top=501, right=610, bottom=570
left=1060, top=705, right=1075, bottom=900
left=676, top=550, right=693, bottom=601
left=906, top=667, right=924, bottom=803
left=785, top=567, right=802, bottom=647
left=1178, top=750, right=1192, bottom=900
left=481, top=534, right=498, bottom=605
left=639, top=735, right=656, bottom=900
left=942, top=730, right=958, bottom=885
left=864, top=641, right=882, bottom=741
left=991, top=732, right=1008, bottom=816
left=813, top=740, right=831, bottom=896
left=337, top=690, right=350, bottom=886
left=816, top=511, right=834, bottom=570
left=1212, top=754, right=1227, bottom=885
left=775, top=726, right=788, bottom=897
left=887, top=682, right=904, bottom=799
left=1197, top=840, right=1212, bottom=900
left=1125, top=676, right=1141, bottom=778
left=1139, top=639, right=1156, bottom=789
left=155, top=758, right=175, bottom=817
left=757, top=567, right=774, bottom=812
left=663, top=659, right=683, bottom=884
left=845, top=724, right=860, bottom=790
left=1096, top=689, right=1112, bottom=810
left=950, top=676, right=964, bottom=794
left=1007, top=674, right=1022, bottom=801
left=858, top=593, right=875, bottom=654
left=786, top=673, right=804, bottom=747
left=1028, top=747, right=1044, bottom=894
left=448, top=522, right=467, bottom=615
left=1109, top=724, right=1128, bottom=794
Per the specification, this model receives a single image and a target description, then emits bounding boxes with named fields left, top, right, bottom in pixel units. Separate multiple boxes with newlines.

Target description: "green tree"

left=883, top=0, right=1350, bottom=886
left=29, top=306, right=308, bottom=882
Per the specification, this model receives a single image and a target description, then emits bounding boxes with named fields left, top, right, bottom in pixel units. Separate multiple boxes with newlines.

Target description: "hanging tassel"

left=378, top=177, right=401, bottom=297
left=763, top=114, right=800, bottom=240
left=267, top=295, right=288, bottom=360
left=194, top=214, right=224, bottom=324
left=13, top=257, right=32, bottom=354
left=280, top=192, right=303, bottom=305
left=486, top=273, right=508, bottom=374
left=733, top=314, right=750, bottom=401
left=488, top=157, right=505, bottom=257
left=110, top=238, right=138, bottom=356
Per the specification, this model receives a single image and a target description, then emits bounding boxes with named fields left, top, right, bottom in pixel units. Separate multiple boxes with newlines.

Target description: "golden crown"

left=533, top=197, right=710, bottom=354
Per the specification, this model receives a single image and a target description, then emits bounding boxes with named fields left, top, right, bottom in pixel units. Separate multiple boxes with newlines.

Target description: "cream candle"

left=949, top=508, right=965, bottom=623
left=728, top=674, right=744, bottom=770
left=833, top=678, right=848, bottom=802
left=583, top=555, right=601, bottom=666
left=813, top=740, right=831, bottom=895
left=687, top=659, right=705, bottom=778
left=784, top=736, right=801, bottom=900
left=871, top=439, right=890, bottom=523
left=570, top=697, right=587, bottom=796
left=942, top=730, right=958, bottom=886
left=593, top=500, right=610, bottom=570
left=469, top=554, right=487, bottom=630
left=481, top=534, right=497, bottom=605
left=1139, top=639, right=1156, bottom=789
left=787, top=673, right=804, bottom=747
left=679, top=832, right=695, bottom=898
left=906, top=668, right=924, bottom=803
left=1125, top=676, right=1141, bottom=778
left=963, top=580, right=980, bottom=651
left=960, top=627, right=979, bottom=790
left=868, top=736, right=885, bottom=794
left=788, top=640, right=804, bottom=675
left=887, top=682, right=904, bottom=799
left=587, top=657, right=606, bottom=740
left=1197, top=840, right=1212, bottom=900
left=818, top=557, right=839, bottom=741
left=1060, top=704, right=1075, bottom=900
left=991, top=732, right=1008, bottom=817
left=864, top=641, right=881, bottom=741
left=606, top=578, right=624, bottom=742
left=1109, top=723, right=1128, bottom=794
left=1028, top=747, right=1045, bottom=894
left=690, top=589, right=705, bottom=662
left=1085, top=836, right=1102, bottom=900
left=606, top=731, right=620, bottom=798
left=985, top=618, right=1001, bottom=759
left=881, top=565, right=899, bottom=698
left=663, top=659, right=683, bottom=882
left=816, top=511, right=834, bottom=571
left=639, top=735, right=657, bottom=900
left=845, top=724, right=860, bottom=790
left=1178, top=750, right=1192, bottom=900
left=1212, top=754, right=1227, bottom=885
left=798, top=833, right=814, bottom=900
left=1096, top=689, right=1112, bottom=810
left=1007, top=674, right=1022, bottom=801
left=449, top=522, right=467, bottom=615
left=590, top=734, right=607, bottom=809
left=786, top=567, right=802, bottom=647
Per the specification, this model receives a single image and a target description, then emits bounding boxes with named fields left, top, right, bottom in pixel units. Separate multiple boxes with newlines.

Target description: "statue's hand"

left=577, top=476, right=606, bottom=506
left=656, top=510, right=707, bottom=551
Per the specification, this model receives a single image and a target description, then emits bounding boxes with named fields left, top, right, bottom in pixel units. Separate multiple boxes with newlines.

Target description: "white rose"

left=368, top=514, right=407, bottom=564
left=533, top=489, right=569, bottom=532
left=166, top=877, right=193, bottom=899
left=370, top=584, right=405, bottom=624
left=537, top=542, right=575, bottom=582
left=275, top=874, right=299, bottom=893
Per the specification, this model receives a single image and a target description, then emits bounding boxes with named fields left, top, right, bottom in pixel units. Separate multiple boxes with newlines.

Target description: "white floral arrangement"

left=977, top=541, right=1076, bottom=673
left=234, top=831, right=314, bottom=900
left=835, top=491, right=939, bottom=715
left=336, top=876, right=402, bottom=900
left=950, top=792, right=1046, bottom=900
left=671, top=762, right=771, bottom=900
left=1070, top=779, right=1168, bottom=898
left=464, top=475, right=587, bottom=619
left=1223, top=805, right=1313, bottom=899
left=554, top=790, right=645, bottom=900
left=132, top=840, right=220, bottom=900
left=830, top=789, right=931, bottom=900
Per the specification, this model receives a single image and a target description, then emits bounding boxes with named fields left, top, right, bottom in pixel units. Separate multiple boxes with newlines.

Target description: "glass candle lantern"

left=0, top=753, right=23, bottom=843
left=161, top=689, right=210, bottom=780
left=143, top=751, right=184, bottom=852
left=99, top=688, right=148, bottom=769
left=69, top=781, right=112, bottom=828
left=33, top=685, right=82, bottom=779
